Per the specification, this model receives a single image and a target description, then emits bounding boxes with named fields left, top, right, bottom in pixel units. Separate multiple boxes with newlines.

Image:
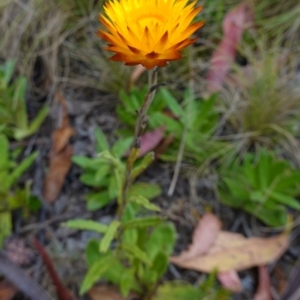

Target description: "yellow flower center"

left=136, top=12, right=166, bottom=27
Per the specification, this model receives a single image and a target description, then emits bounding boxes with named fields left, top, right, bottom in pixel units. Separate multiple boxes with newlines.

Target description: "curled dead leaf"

left=171, top=232, right=289, bottom=273
left=171, top=212, right=222, bottom=262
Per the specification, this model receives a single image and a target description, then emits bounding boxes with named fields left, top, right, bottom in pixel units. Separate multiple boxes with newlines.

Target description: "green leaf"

left=122, top=228, right=138, bottom=244
left=63, top=219, right=108, bottom=233
left=14, top=77, right=28, bottom=130
left=257, top=149, right=271, bottom=189
left=0, top=134, right=9, bottom=170
left=222, top=177, right=249, bottom=201
left=86, top=191, right=112, bottom=211
left=151, top=252, right=168, bottom=279
left=120, top=269, right=135, bottom=297
left=0, top=211, right=12, bottom=248
left=129, top=194, right=160, bottom=212
left=122, top=242, right=152, bottom=266
left=80, top=254, right=115, bottom=294
left=128, top=182, right=162, bottom=200
left=99, top=220, right=120, bottom=253
left=131, top=152, right=155, bottom=180
left=245, top=202, right=287, bottom=227
left=111, top=137, right=133, bottom=158
left=15, top=106, right=49, bottom=140
left=72, top=156, right=100, bottom=170
left=80, top=171, right=109, bottom=187
left=153, top=282, right=203, bottom=300
left=160, top=88, right=184, bottom=117
left=7, top=151, right=38, bottom=189
left=146, top=222, right=176, bottom=261
left=86, top=239, right=101, bottom=267
left=122, top=203, right=136, bottom=222
left=123, top=216, right=163, bottom=229
left=269, top=191, right=300, bottom=210
left=95, top=127, right=109, bottom=153
left=94, top=164, right=111, bottom=183
left=108, top=175, right=118, bottom=199
left=2, top=60, right=16, bottom=87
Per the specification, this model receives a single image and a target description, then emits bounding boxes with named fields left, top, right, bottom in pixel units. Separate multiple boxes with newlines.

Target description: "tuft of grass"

left=217, top=38, right=300, bottom=164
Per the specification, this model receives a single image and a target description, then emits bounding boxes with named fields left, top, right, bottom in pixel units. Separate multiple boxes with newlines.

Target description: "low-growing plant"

left=0, top=60, right=48, bottom=140
left=117, top=86, right=228, bottom=164
left=72, top=127, right=162, bottom=211
left=0, top=134, right=40, bottom=247
left=218, top=148, right=300, bottom=227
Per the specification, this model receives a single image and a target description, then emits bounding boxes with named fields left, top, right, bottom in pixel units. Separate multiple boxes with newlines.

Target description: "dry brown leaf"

left=171, top=231, right=289, bottom=273
left=0, top=280, right=17, bottom=300
left=44, top=145, right=73, bottom=203
left=218, top=271, right=243, bottom=293
left=89, top=284, right=140, bottom=300
left=254, top=266, right=272, bottom=300
left=171, top=213, right=222, bottom=262
left=43, top=93, right=74, bottom=203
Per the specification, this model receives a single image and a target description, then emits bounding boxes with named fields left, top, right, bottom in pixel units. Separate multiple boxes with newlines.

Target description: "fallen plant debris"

left=0, top=251, right=52, bottom=300
left=170, top=213, right=289, bottom=293
left=34, top=238, right=76, bottom=300
left=88, top=284, right=140, bottom=300
left=253, top=266, right=272, bottom=300
left=0, top=280, right=17, bottom=300
left=43, top=92, right=74, bottom=203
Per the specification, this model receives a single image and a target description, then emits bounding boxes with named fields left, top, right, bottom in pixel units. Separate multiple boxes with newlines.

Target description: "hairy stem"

left=117, top=68, right=158, bottom=218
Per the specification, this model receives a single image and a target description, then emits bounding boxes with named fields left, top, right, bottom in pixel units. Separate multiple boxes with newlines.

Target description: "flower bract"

left=97, top=0, right=204, bottom=69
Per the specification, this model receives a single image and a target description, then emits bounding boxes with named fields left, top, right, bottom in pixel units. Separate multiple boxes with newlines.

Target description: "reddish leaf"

left=33, top=238, right=76, bottom=300
left=171, top=213, right=222, bottom=262
left=207, top=2, right=253, bottom=93
left=138, top=126, right=165, bottom=157
left=218, top=271, right=242, bottom=293
left=254, top=266, right=272, bottom=300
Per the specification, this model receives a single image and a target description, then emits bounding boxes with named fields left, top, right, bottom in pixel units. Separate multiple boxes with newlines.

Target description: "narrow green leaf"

left=7, top=151, right=38, bottom=189
left=99, top=220, right=120, bottom=253
left=122, top=242, right=152, bottom=266
left=80, top=255, right=115, bottom=294
left=86, top=239, right=101, bottom=267
left=270, top=191, right=300, bottom=210
left=63, top=219, right=108, bottom=233
left=86, top=191, right=112, bottom=211
left=128, top=194, right=160, bottom=212
left=0, top=134, right=9, bottom=169
left=0, top=211, right=12, bottom=248
left=120, top=269, right=135, bottom=297
left=128, top=182, right=162, bottom=200
left=146, top=222, right=176, bottom=260
left=123, top=216, right=163, bottom=229
left=95, top=127, right=109, bottom=153
left=111, top=137, right=133, bottom=158
left=160, top=88, right=184, bottom=117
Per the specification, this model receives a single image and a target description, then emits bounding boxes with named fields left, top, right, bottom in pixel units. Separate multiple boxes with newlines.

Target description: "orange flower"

left=97, top=0, right=204, bottom=69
